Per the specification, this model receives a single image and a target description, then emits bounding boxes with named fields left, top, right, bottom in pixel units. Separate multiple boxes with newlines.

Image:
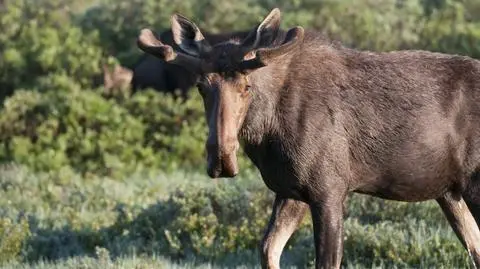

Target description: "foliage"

left=0, top=87, right=222, bottom=177
left=123, top=89, right=254, bottom=173
left=0, top=217, right=30, bottom=265
left=0, top=88, right=147, bottom=177
left=418, top=0, right=480, bottom=58
left=124, top=90, right=207, bottom=171
left=0, top=165, right=472, bottom=268
left=0, top=0, right=104, bottom=101
left=0, top=255, right=236, bottom=269
left=1, top=0, right=480, bottom=267
left=1, top=0, right=480, bottom=178
left=110, top=183, right=275, bottom=260
left=309, top=0, right=424, bottom=51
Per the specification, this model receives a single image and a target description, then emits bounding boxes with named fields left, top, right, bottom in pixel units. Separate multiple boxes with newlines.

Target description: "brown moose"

left=102, top=63, right=133, bottom=93
left=137, top=8, right=480, bottom=269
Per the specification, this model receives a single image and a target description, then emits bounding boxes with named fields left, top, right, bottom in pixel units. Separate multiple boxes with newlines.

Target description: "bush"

left=2, top=0, right=480, bottom=179
left=0, top=217, right=31, bottom=265
left=0, top=88, right=150, bottom=178
left=418, top=0, right=480, bottom=58
left=115, top=183, right=276, bottom=260
left=0, top=86, right=253, bottom=177
left=124, top=89, right=254, bottom=173
left=0, top=0, right=104, bottom=102
left=124, top=90, right=207, bottom=171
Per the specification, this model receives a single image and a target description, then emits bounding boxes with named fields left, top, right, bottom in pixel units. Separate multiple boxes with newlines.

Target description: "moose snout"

left=206, top=141, right=239, bottom=178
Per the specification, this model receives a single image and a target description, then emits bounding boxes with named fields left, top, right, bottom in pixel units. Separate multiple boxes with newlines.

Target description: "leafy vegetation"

left=1, top=0, right=480, bottom=178
left=1, top=0, right=480, bottom=268
left=0, top=165, right=472, bottom=268
left=0, top=88, right=212, bottom=177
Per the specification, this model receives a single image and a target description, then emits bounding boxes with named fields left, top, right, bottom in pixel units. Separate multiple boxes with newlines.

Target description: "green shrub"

left=0, top=217, right=31, bottom=265
left=114, top=183, right=276, bottom=260
left=0, top=88, right=151, bottom=177
left=342, top=218, right=470, bottom=268
left=124, top=90, right=207, bottom=171
left=0, top=87, right=255, bottom=177
left=124, top=89, right=254, bottom=173
left=0, top=0, right=104, bottom=102
left=418, top=0, right=480, bottom=58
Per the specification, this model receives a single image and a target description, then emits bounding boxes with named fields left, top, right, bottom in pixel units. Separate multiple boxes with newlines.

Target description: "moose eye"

left=245, top=85, right=252, bottom=92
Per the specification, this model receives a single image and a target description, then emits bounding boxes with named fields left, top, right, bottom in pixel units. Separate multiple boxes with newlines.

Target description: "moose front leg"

left=260, top=195, right=308, bottom=269
left=310, top=197, right=345, bottom=269
left=437, top=193, right=480, bottom=268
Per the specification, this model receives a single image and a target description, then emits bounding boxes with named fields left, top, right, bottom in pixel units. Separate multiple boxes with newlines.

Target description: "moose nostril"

left=207, top=167, right=219, bottom=178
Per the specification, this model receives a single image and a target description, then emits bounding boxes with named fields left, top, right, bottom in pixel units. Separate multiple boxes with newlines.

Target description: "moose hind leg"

left=437, top=192, right=480, bottom=268
left=260, top=195, right=308, bottom=269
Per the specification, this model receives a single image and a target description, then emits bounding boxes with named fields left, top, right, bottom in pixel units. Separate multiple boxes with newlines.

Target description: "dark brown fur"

left=137, top=9, right=480, bottom=269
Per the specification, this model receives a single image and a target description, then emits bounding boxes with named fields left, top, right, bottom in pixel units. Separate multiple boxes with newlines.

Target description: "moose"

left=137, top=8, right=480, bottom=269
left=101, top=63, right=133, bottom=93
left=131, top=29, right=250, bottom=98
left=92, top=63, right=133, bottom=98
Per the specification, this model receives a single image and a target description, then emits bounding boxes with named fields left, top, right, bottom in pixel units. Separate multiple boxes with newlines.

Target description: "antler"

left=238, top=26, right=305, bottom=71
left=137, top=28, right=205, bottom=73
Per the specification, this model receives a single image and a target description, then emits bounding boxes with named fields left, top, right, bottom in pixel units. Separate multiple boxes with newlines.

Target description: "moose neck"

left=239, top=56, right=292, bottom=146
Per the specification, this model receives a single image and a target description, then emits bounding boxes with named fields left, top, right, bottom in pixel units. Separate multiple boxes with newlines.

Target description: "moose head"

left=137, top=8, right=304, bottom=178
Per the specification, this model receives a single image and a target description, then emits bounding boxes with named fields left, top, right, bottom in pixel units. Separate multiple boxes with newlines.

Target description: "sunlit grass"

left=0, top=164, right=472, bottom=268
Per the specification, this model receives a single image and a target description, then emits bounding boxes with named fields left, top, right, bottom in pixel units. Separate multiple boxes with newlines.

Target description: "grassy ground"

left=1, top=255, right=256, bottom=269
left=0, top=164, right=474, bottom=268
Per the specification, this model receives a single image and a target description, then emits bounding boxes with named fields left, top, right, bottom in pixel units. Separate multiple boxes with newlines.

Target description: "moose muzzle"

left=206, top=137, right=239, bottom=178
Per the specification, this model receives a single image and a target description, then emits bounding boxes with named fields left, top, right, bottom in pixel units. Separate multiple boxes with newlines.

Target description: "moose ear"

left=171, top=14, right=211, bottom=57
left=241, top=8, right=282, bottom=50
